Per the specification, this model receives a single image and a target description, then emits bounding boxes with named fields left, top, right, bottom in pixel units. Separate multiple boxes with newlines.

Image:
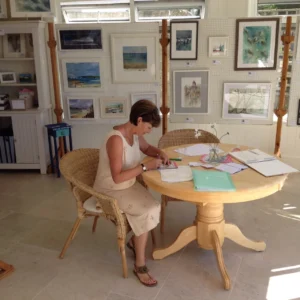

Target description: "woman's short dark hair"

left=130, top=99, right=161, bottom=127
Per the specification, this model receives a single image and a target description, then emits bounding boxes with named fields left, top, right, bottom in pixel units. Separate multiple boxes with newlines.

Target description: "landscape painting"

left=100, top=97, right=127, bottom=118
left=13, top=0, right=51, bottom=12
left=223, top=83, right=271, bottom=120
left=181, top=77, right=201, bottom=108
left=68, top=98, right=95, bottom=119
left=176, top=30, right=192, bottom=51
left=59, top=30, right=102, bottom=50
left=65, top=61, right=101, bottom=89
left=123, top=46, right=147, bottom=69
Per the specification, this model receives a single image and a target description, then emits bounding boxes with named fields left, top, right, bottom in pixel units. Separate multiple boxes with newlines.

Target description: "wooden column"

left=160, top=19, right=170, bottom=135
left=274, top=16, right=294, bottom=157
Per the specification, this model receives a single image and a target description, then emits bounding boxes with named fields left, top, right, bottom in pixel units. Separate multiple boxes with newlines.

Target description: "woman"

left=93, top=100, right=169, bottom=287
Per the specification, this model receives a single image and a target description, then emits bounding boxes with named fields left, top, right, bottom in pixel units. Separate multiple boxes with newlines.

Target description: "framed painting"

left=222, top=83, right=272, bottom=120
left=235, top=18, right=280, bottom=70
left=61, top=59, right=102, bottom=92
left=100, top=97, right=128, bottom=119
left=0, top=72, right=17, bottom=83
left=131, top=92, right=159, bottom=106
left=67, top=97, right=96, bottom=120
left=173, top=70, right=209, bottom=115
left=9, top=0, right=55, bottom=17
left=111, top=33, right=159, bottom=83
left=170, top=21, right=198, bottom=60
left=3, top=34, right=26, bottom=58
left=0, top=0, right=7, bottom=18
left=208, top=37, right=229, bottom=58
left=58, top=29, right=102, bottom=51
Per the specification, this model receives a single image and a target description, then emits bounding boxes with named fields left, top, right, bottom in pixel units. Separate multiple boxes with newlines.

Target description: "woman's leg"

left=134, top=232, right=157, bottom=285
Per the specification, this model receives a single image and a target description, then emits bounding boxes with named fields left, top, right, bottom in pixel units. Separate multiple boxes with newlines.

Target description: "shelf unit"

left=0, top=21, right=52, bottom=174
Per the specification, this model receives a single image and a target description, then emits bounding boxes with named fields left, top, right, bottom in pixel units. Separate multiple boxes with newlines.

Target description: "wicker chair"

left=158, top=129, right=220, bottom=233
left=59, top=148, right=154, bottom=278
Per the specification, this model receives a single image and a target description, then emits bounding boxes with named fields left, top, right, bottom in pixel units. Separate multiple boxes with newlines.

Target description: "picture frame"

left=222, top=82, right=272, bottom=120
left=0, top=72, right=17, bottom=84
left=61, top=58, right=102, bottom=92
left=0, top=0, right=7, bottom=18
left=111, top=33, right=159, bottom=83
left=131, top=92, right=159, bottom=106
left=170, top=21, right=198, bottom=60
left=235, top=18, right=280, bottom=70
left=19, top=73, right=33, bottom=83
left=173, top=70, right=209, bottom=115
left=100, top=97, right=128, bottom=119
left=58, top=29, right=102, bottom=51
left=9, top=0, right=55, bottom=18
left=208, top=36, right=229, bottom=58
left=67, top=97, right=96, bottom=120
left=3, top=34, right=26, bottom=58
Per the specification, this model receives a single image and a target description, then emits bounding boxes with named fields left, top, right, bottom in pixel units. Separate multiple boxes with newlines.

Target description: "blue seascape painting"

left=16, top=0, right=51, bottom=12
left=66, top=62, right=101, bottom=88
left=123, top=46, right=147, bottom=69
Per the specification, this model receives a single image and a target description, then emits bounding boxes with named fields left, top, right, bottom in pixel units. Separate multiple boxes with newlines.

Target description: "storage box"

left=10, top=99, right=32, bottom=110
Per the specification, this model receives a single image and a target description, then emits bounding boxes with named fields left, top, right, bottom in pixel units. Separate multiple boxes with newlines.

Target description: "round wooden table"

left=142, top=144, right=287, bottom=290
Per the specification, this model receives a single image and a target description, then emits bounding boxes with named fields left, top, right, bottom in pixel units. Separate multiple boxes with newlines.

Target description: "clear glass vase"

left=207, top=147, right=223, bottom=164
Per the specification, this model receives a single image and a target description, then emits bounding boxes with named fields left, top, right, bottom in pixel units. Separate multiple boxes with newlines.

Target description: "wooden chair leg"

left=160, top=196, right=166, bottom=234
left=118, top=238, right=128, bottom=278
left=92, top=216, right=99, bottom=233
left=151, top=229, right=156, bottom=246
left=59, top=217, right=82, bottom=259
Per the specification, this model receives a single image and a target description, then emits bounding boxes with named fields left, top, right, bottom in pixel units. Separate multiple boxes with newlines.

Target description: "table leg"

left=224, top=223, right=266, bottom=251
left=153, top=225, right=196, bottom=260
left=211, top=230, right=231, bottom=290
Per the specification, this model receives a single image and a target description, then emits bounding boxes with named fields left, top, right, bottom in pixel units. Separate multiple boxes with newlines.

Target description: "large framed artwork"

left=61, top=59, right=102, bottom=92
left=0, top=0, right=7, bottom=18
left=208, top=37, right=229, bottom=58
left=173, top=70, right=209, bottom=115
left=111, top=33, right=159, bottom=83
left=235, top=18, right=280, bottom=70
left=9, top=0, right=56, bottom=17
left=170, top=21, right=198, bottom=60
left=222, top=83, right=272, bottom=120
left=100, top=97, right=128, bottom=119
left=131, top=92, right=159, bottom=106
left=58, top=29, right=102, bottom=50
left=67, top=97, right=96, bottom=120
left=3, top=34, right=26, bottom=58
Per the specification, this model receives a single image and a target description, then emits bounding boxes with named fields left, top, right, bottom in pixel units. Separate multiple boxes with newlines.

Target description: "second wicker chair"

left=158, top=129, right=219, bottom=233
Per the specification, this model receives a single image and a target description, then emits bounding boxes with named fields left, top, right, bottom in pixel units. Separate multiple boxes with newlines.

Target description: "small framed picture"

left=209, top=37, right=229, bottom=58
left=9, top=0, right=55, bottom=17
left=3, top=34, right=26, bottom=58
left=100, top=97, right=128, bottom=119
left=67, top=97, right=95, bottom=120
left=170, top=21, right=199, bottom=60
left=58, top=29, right=102, bottom=51
left=61, top=59, right=102, bottom=92
left=19, top=73, right=33, bottom=83
left=131, top=92, right=159, bottom=106
left=0, top=0, right=7, bottom=18
left=0, top=72, right=17, bottom=83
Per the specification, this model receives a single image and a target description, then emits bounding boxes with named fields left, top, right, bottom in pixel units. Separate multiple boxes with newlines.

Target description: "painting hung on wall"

left=222, top=83, right=272, bottom=120
left=3, top=34, right=26, bottom=58
left=67, top=97, right=95, bottom=120
left=9, top=0, right=55, bottom=17
left=0, top=0, right=7, bottom=18
left=100, top=97, right=128, bottom=119
left=131, top=92, right=158, bottom=106
left=209, top=37, right=229, bottom=57
left=61, top=59, right=102, bottom=92
left=170, top=21, right=198, bottom=60
left=173, top=70, right=209, bottom=114
left=59, top=30, right=102, bottom=50
left=111, top=33, right=159, bottom=83
left=235, top=18, right=279, bottom=70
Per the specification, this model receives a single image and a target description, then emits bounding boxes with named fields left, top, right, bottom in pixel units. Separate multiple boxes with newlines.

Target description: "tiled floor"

left=0, top=171, right=300, bottom=300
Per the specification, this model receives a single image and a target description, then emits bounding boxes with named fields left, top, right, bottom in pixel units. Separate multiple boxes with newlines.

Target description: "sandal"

left=126, top=236, right=136, bottom=258
left=133, top=265, right=158, bottom=287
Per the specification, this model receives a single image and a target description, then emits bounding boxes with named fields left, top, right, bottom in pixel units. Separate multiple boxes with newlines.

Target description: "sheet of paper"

left=189, top=162, right=214, bottom=168
left=160, top=166, right=193, bottom=183
left=175, top=144, right=223, bottom=156
left=230, top=149, right=275, bottom=164
left=215, top=163, right=248, bottom=174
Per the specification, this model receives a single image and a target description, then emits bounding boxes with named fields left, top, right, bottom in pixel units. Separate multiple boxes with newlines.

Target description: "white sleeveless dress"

left=93, top=129, right=160, bottom=236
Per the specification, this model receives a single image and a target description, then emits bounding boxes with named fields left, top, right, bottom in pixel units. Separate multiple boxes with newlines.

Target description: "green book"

left=192, top=170, right=236, bottom=192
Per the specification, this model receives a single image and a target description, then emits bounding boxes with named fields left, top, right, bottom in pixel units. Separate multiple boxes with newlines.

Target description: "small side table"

left=45, top=123, right=73, bottom=177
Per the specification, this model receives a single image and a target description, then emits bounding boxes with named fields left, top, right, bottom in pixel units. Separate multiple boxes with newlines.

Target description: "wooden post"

left=47, top=23, right=65, bottom=156
left=274, top=16, right=294, bottom=157
left=160, top=19, right=170, bottom=135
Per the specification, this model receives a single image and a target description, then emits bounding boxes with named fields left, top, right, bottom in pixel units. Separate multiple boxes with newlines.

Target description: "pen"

left=169, top=157, right=182, bottom=161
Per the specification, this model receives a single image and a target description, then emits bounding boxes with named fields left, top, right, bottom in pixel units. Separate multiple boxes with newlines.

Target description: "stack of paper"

left=160, top=166, right=193, bottom=183
left=175, top=144, right=223, bottom=156
left=215, top=163, right=248, bottom=174
left=229, top=149, right=275, bottom=164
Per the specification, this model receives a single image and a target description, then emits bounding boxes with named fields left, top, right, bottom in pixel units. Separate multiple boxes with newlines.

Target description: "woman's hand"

left=158, top=151, right=170, bottom=165
left=145, top=158, right=162, bottom=170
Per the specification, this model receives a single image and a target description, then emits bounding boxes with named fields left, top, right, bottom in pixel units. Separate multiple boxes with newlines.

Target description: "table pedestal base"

left=153, top=203, right=266, bottom=290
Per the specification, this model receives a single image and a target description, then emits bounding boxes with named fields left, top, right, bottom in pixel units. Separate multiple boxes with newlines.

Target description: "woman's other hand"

left=159, top=151, right=170, bottom=165
left=145, top=158, right=162, bottom=170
